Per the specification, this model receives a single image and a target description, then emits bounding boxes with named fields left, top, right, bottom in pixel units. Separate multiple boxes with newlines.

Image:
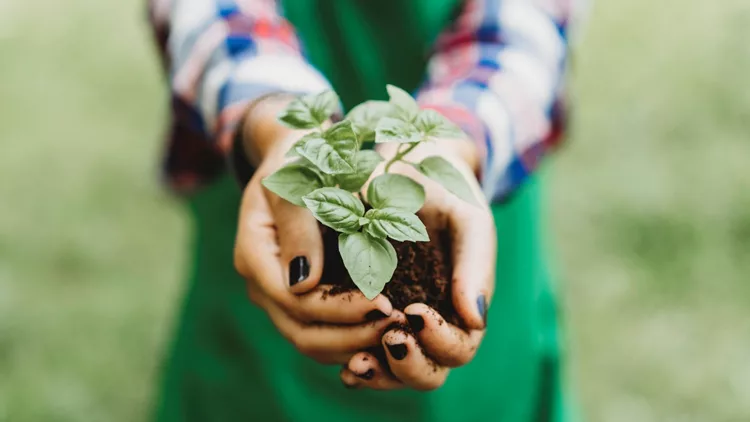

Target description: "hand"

left=233, top=97, right=404, bottom=365
left=339, top=140, right=496, bottom=390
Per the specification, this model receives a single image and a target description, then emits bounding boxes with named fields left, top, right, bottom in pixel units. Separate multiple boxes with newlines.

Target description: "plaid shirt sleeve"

left=149, top=0, right=330, bottom=190
left=417, top=0, right=573, bottom=203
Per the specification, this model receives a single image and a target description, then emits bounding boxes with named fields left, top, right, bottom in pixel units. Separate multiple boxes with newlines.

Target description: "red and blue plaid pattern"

left=149, top=0, right=573, bottom=202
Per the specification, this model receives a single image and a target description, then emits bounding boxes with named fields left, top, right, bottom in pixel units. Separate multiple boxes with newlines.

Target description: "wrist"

left=238, top=93, right=304, bottom=167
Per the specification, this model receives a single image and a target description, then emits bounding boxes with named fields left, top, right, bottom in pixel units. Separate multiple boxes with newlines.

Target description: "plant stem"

left=384, top=143, right=419, bottom=173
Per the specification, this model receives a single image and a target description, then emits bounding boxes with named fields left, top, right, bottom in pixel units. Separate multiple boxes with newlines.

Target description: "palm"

left=341, top=142, right=497, bottom=390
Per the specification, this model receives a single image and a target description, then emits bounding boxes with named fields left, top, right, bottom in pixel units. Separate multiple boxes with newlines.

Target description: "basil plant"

left=262, top=85, right=478, bottom=300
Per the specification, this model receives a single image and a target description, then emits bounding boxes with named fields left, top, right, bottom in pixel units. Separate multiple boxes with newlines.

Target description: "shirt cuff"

left=217, top=57, right=331, bottom=188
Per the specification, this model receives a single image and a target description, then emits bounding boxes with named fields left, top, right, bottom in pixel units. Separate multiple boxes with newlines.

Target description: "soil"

left=319, top=225, right=462, bottom=326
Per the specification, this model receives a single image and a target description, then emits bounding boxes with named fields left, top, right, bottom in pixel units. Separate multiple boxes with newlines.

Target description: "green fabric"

left=155, top=1, right=570, bottom=421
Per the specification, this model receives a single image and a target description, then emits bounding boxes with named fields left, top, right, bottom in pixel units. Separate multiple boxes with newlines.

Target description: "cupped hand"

left=340, top=139, right=496, bottom=390
left=233, top=100, right=403, bottom=365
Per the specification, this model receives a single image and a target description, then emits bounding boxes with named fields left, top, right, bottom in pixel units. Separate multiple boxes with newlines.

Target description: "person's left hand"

left=338, top=139, right=497, bottom=391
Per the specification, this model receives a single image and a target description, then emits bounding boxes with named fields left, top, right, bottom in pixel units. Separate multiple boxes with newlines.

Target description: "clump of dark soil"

left=320, top=226, right=461, bottom=326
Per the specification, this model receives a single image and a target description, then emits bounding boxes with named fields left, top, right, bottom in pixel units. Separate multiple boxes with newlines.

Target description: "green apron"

left=155, top=1, right=571, bottom=420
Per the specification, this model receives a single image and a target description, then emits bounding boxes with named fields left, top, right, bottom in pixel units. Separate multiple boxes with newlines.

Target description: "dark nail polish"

left=406, top=314, right=424, bottom=333
left=477, top=295, right=488, bottom=326
left=289, top=256, right=309, bottom=286
left=365, top=309, right=388, bottom=321
left=386, top=343, right=408, bottom=360
left=356, top=369, right=375, bottom=380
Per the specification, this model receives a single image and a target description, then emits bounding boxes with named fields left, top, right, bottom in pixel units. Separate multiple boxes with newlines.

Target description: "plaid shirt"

left=148, top=0, right=574, bottom=203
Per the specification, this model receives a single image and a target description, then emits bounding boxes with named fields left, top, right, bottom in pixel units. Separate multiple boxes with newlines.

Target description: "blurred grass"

left=551, top=0, right=750, bottom=421
left=0, top=0, right=186, bottom=420
left=0, top=0, right=748, bottom=421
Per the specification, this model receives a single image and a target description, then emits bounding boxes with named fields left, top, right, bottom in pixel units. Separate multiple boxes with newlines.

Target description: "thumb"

left=268, top=194, right=325, bottom=294
left=449, top=206, right=496, bottom=330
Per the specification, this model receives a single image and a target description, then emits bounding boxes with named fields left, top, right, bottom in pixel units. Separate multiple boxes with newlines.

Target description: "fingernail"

left=289, top=256, right=309, bottom=286
left=477, top=294, right=488, bottom=326
left=405, top=313, right=424, bottom=333
left=365, top=309, right=388, bottom=321
left=355, top=369, right=375, bottom=380
left=386, top=343, right=407, bottom=360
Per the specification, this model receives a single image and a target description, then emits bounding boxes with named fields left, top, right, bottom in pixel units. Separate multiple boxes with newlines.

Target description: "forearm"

left=154, top=0, right=330, bottom=149
left=416, top=0, right=573, bottom=203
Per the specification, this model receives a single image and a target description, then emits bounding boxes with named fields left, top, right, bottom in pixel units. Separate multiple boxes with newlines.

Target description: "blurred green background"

left=1, top=0, right=749, bottom=420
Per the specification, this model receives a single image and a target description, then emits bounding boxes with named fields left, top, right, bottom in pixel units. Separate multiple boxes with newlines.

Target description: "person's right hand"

left=233, top=96, right=403, bottom=365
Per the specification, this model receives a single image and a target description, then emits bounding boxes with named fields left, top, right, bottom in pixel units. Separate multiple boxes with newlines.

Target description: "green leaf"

left=375, top=117, right=421, bottom=144
left=362, top=220, right=389, bottom=239
left=345, top=100, right=396, bottom=143
left=416, top=156, right=480, bottom=206
left=302, top=187, right=365, bottom=234
left=285, top=136, right=315, bottom=158
left=364, top=208, right=429, bottom=242
left=325, top=120, right=358, bottom=146
left=285, top=148, right=301, bottom=158
left=336, top=150, right=384, bottom=192
left=339, top=232, right=398, bottom=300
left=285, top=157, right=338, bottom=187
left=366, top=174, right=425, bottom=212
left=261, top=164, right=323, bottom=207
left=294, top=122, right=358, bottom=175
left=386, top=84, right=419, bottom=121
left=414, top=109, right=465, bottom=141
left=278, top=90, right=340, bottom=129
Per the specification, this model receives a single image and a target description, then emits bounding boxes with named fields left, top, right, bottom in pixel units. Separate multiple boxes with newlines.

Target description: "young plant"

left=262, top=85, right=479, bottom=299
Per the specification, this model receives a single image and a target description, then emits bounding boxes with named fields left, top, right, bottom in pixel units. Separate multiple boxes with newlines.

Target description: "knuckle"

left=309, top=354, right=341, bottom=365
left=287, top=301, right=313, bottom=322
left=246, top=288, right=262, bottom=307
left=295, top=309, right=313, bottom=323
left=269, top=293, right=305, bottom=319
left=291, top=333, right=317, bottom=356
left=420, top=374, right=447, bottom=391
left=233, top=247, right=250, bottom=279
left=232, top=249, right=244, bottom=274
left=418, top=380, right=442, bottom=392
left=445, top=350, right=473, bottom=367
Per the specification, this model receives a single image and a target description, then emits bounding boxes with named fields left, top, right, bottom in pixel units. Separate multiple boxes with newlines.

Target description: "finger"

left=297, top=285, right=393, bottom=324
left=236, top=181, right=291, bottom=306
left=341, top=352, right=404, bottom=390
left=306, top=352, right=355, bottom=366
left=266, top=191, right=325, bottom=294
left=448, top=204, right=496, bottom=330
left=262, top=296, right=407, bottom=357
left=235, top=181, right=330, bottom=319
left=246, top=264, right=392, bottom=324
left=382, top=327, right=449, bottom=391
left=405, top=304, right=484, bottom=367
left=340, top=367, right=362, bottom=389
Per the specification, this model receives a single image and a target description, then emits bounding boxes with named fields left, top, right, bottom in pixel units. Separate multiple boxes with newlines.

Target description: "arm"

left=417, top=0, right=572, bottom=203
left=341, top=0, right=573, bottom=391
left=149, top=0, right=401, bottom=363
left=155, top=0, right=330, bottom=150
